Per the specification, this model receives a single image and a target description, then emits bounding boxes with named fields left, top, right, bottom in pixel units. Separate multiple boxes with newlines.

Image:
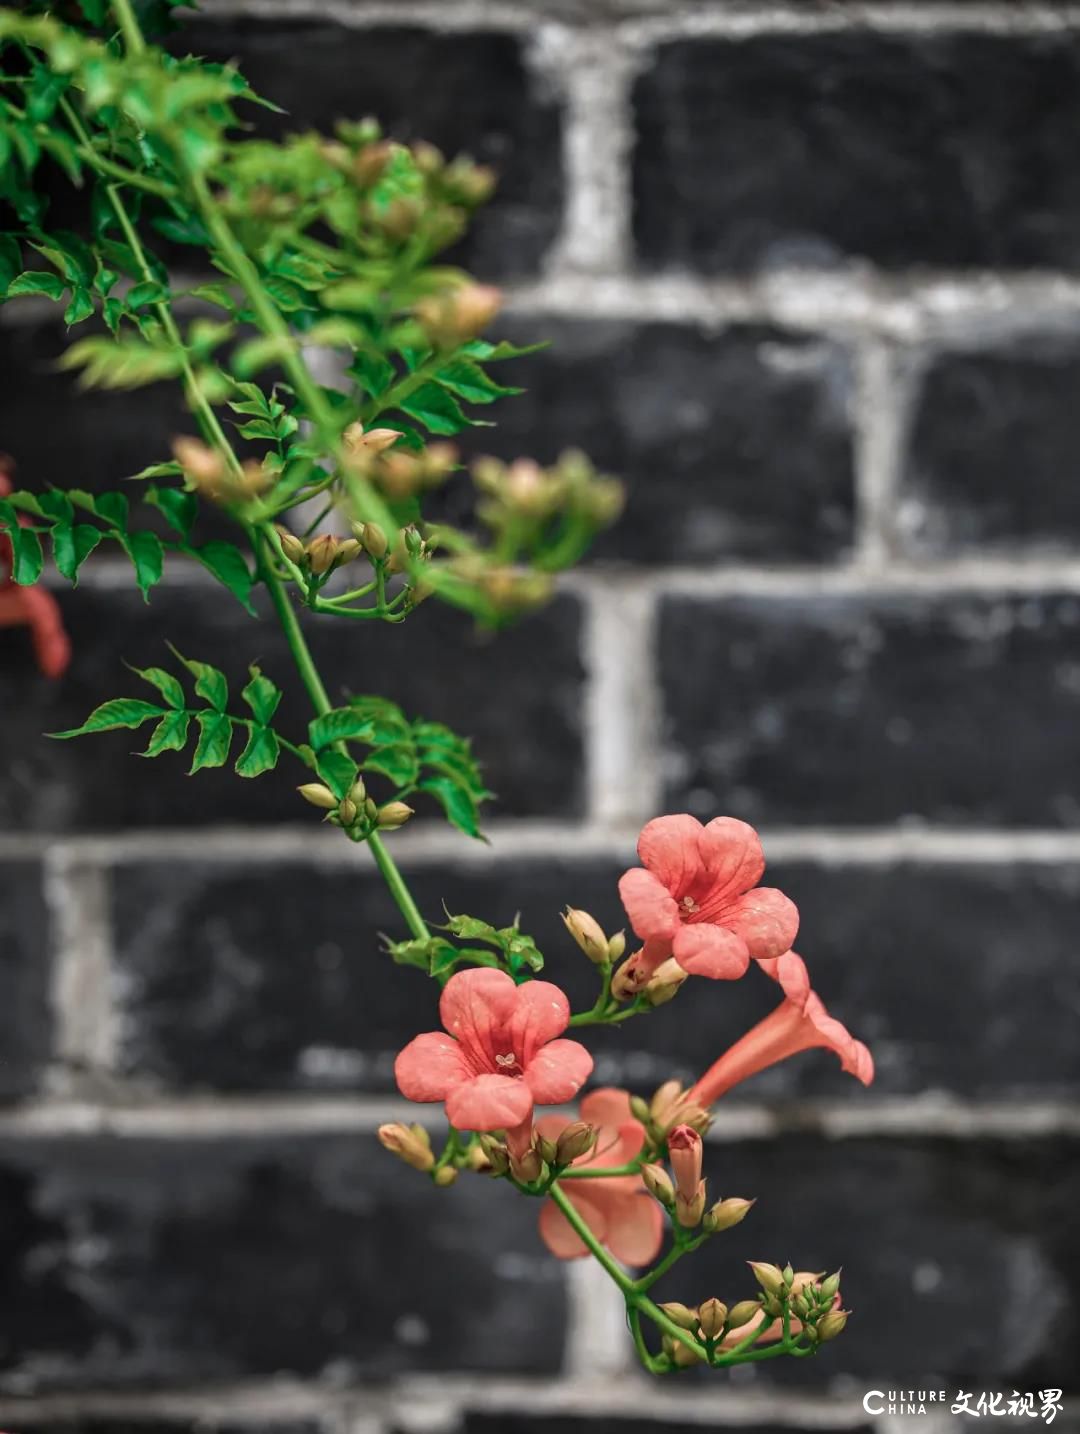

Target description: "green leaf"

left=386, top=936, right=445, bottom=973
left=233, top=333, right=294, bottom=377
left=63, top=287, right=95, bottom=326
left=188, top=541, right=257, bottom=615
left=235, top=724, right=279, bottom=778
left=151, top=214, right=212, bottom=247
left=51, top=521, right=102, bottom=582
left=171, top=650, right=228, bottom=711
left=118, top=529, right=164, bottom=600
left=398, top=381, right=471, bottom=436
left=348, top=349, right=396, bottom=399
left=190, top=711, right=232, bottom=771
left=142, top=709, right=191, bottom=757
left=131, top=665, right=185, bottom=709
left=50, top=698, right=165, bottom=739
left=126, top=279, right=168, bottom=309
left=93, top=491, right=129, bottom=529
left=6, top=271, right=65, bottom=300
left=341, top=695, right=410, bottom=744
left=315, top=749, right=359, bottom=800
left=144, top=485, right=197, bottom=538
left=0, top=236, right=21, bottom=295
left=443, top=912, right=502, bottom=945
left=10, top=526, right=44, bottom=585
left=420, top=775, right=483, bottom=838
left=364, top=743, right=420, bottom=787
left=129, top=461, right=184, bottom=481
left=434, top=357, right=521, bottom=405
left=463, top=338, right=549, bottom=362
left=234, top=417, right=279, bottom=441
left=241, top=666, right=282, bottom=724
left=308, top=707, right=378, bottom=751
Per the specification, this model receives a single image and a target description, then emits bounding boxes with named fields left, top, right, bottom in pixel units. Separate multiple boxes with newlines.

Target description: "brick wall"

left=2, top=1, right=1080, bottom=1430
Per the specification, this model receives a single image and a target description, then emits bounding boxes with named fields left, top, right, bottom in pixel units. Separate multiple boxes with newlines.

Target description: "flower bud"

left=173, top=436, right=225, bottom=492
left=377, top=1122, right=434, bottom=1172
left=432, top=1164, right=458, bottom=1187
left=644, top=956, right=688, bottom=1006
left=697, top=1298, right=727, bottom=1340
left=607, top=931, right=626, bottom=961
left=629, top=1094, right=650, bottom=1124
left=377, top=802, right=414, bottom=830
left=275, top=525, right=306, bottom=565
left=658, top=1302, right=699, bottom=1331
left=343, top=422, right=403, bottom=458
left=336, top=538, right=362, bottom=564
left=816, top=1309, right=850, bottom=1342
left=338, top=797, right=358, bottom=827
left=819, top=1270, right=842, bottom=1302
left=297, top=783, right=338, bottom=811
left=353, top=139, right=393, bottom=186
left=510, top=1146, right=544, bottom=1183
left=349, top=778, right=367, bottom=804
left=641, top=1162, right=675, bottom=1209
left=668, top=1124, right=703, bottom=1203
left=536, top=1135, right=559, bottom=1167
left=650, top=1080, right=684, bottom=1122
left=467, top=1143, right=492, bottom=1173
left=782, top=1262, right=795, bottom=1288
left=478, top=1135, right=509, bottom=1175
left=555, top=1121, right=597, bottom=1166
left=748, top=1261, right=786, bottom=1298
left=703, top=1197, right=755, bottom=1234
left=675, top=1185, right=706, bottom=1229
left=415, top=283, right=502, bottom=348
left=364, top=797, right=378, bottom=821
left=671, top=1338, right=705, bottom=1368
left=306, top=534, right=340, bottom=576
left=725, top=1299, right=762, bottom=1332
left=355, top=521, right=389, bottom=559
left=561, top=907, right=609, bottom=964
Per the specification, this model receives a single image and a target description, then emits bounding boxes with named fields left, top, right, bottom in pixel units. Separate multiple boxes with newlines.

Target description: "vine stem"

left=110, top=0, right=145, bottom=54
left=256, top=530, right=430, bottom=943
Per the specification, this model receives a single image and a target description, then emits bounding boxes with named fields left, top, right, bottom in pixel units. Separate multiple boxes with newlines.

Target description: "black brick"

left=0, top=858, right=51, bottom=1102
left=110, top=853, right=1080, bottom=1102
left=652, top=1137, right=1080, bottom=1388
left=457, top=1422, right=873, bottom=1434
left=464, top=321, right=855, bottom=565
left=633, top=33, right=1080, bottom=272
left=12, top=1422, right=324, bottom=1434
left=0, top=1130, right=566, bottom=1391
left=902, top=334, right=1080, bottom=557
left=0, top=586, right=584, bottom=831
left=660, top=590, right=1080, bottom=827
left=169, top=23, right=562, bottom=279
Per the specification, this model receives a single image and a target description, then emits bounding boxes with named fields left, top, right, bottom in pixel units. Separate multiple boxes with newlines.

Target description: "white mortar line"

left=530, top=25, right=640, bottom=279
left=0, top=1383, right=351, bottom=1425
left=582, top=576, right=662, bottom=830
left=42, top=848, right=116, bottom=1076
left=852, top=338, right=910, bottom=570
left=0, top=1093, right=1077, bottom=1141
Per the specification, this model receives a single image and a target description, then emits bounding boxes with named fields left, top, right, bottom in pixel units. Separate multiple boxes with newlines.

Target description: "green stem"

left=547, top=1183, right=636, bottom=1296
left=558, top=1162, right=643, bottom=1180
left=110, top=0, right=146, bottom=54
left=633, top=1234, right=705, bottom=1292
left=256, top=531, right=430, bottom=943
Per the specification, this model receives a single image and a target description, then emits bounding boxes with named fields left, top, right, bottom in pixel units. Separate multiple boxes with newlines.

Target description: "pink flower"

left=688, top=951, right=874, bottom=1107
left=667, top=1124, right=703, bottom=1203
left=535, top=1088, right=664, bottom=1266
left=618, top=815, right=798, bottom=985
left=394, top=967, right=593, bottom=1133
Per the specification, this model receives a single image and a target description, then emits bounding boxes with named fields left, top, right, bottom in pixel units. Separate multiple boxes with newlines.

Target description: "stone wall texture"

left=2, top=1, right=1080, bottom=1431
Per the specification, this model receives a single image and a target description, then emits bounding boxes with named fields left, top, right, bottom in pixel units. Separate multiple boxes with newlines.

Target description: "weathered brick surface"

left=469, top=320, right=855, bottom=565
left=660, top=591, right=1080, bottom=827
left=109, top=853, right=1080, bottom=1101
left=902, top=333, right=1080, bottom=557
left=9, top=1422, right=325, bottom=1434
left=0, top=586, right=585, bottom=830
left=0, top=1131, right=566, bottom=1392
left=0, top=858, right=51, bottom=1102
left=633, top=33, right=1080, bottom=271
left=167, top=24, right=562, bottom=279
left=452, top=1421, right=873, bottom=1434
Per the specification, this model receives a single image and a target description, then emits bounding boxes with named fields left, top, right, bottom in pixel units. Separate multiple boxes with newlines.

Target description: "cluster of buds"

left=276, top=526, right=362, bottom=577
left=172, top=437, right=272, bottom=506
left=297, top=776, right=413, bottom=834
left=640, top=1124, right=746, bottom=1232
left=377, top=1123, right=457, bottom=1186
left=472, top=451, right=625, bottom=530
left=415, top=283, right=502, bottom=349
left=344, top=424, right=457, bottom=501
left=658, top=1295, right=764, bottom=1366
left=476, top=1122, right=597, bottom=1186
left=561, top=908, right=625, bottom=966
left=748, top=1263, right=849, bottom=1343
left=444, top=556, right=554, bottom=616
left=630, top=1080, right=712, bottom=1142
left=411, top=141, right=497, bottom=208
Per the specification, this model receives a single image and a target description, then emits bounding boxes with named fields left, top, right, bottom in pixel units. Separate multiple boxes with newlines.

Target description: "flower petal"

left=805, top=994, right=876, bottom=1085
left=672, top=922, right=750, bottom=980
left=538, top=1188, right=608, bottom=1259
left=757, top=949, right=812, bottom=1008
left=508, top=979, right=570, bottom=1065
left=523, top=1037, right=594, bottom=1105
left=445, top=1072, right=534, bottom=1131
left=637, top=814, right=706, bottom=898
left=439, top=967, right=519, bottom=1071
left=394, top=1032, right=471, bottom=1102
left=618, top=867, right=680, bottom=941
left=697, top=816, right=766, bottom=903
left=580, top=1087, right=634, bottom=1128
left=718, top=886, right=799, bottom=961
left=603, top=1190, right=666, bottom=1267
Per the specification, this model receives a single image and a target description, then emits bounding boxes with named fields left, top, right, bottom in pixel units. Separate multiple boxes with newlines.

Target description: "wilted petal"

left=394, top=1032, right=472, bottom=1102
left=618, top=867, right=680, bottom=941
left=718, top=886, right=799, bottom=961
left=672, top=922, right=750, bottom=979
left=508, top=979, right=570, bottom=1065
left=445, top=1072, right=533, bottom=1131
left=523, top=1037, right=594, bottom=1104
left=637, top=814, right=706, bottom=898
left=439, top=967, right=519, bottom=1070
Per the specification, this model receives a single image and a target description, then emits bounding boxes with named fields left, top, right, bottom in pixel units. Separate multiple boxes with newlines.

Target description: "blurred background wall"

left=1, top=0, right=1080, bottom=1431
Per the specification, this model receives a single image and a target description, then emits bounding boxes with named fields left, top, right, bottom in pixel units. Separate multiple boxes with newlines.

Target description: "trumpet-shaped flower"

left=395, top=967, right=593, bottom=1132
left=689, top=951, right=874, bottom=1107
left=535, top=1088, right=664, bottom=1266
left=618, top=815, right=798, bottom=985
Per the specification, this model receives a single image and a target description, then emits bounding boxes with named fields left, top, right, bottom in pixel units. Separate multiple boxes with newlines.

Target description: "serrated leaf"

left=131, top=665, right=185, bottom=709
left=398, top=381, right=471, bottom=436
left=128, top=460, right=184, bottom=482
left=235, top=724, right=279, bottom=778
left=387, top=936, right=444, bottom=973
left=188, top=541, right=257, bottom=615
left=315, top=748, right=359, bottom=800
left=349, top=349, right=396, bottom=399
left=444, top=912, right=502, bottom=945
left=190, top=711, right=232, bottom=771
left=93, top=491, right=129, bottom=529
left=6, top=271, right=65, bottom=300
left=462, top=338, right=549, bottom=362
left=420, top=775, right=483, bottom=838
left=242, top=666, right=281, bottom=724
left=50, top=698, right=165, bottom=739
left=234, top=417, right=279, bottom=440
left=51, top=521, right=102, bottom=582
left=308, top=707, right=378, bottom=751
left=118, top=529, right=164, bottom=600
left=171, top=650, right=228, bottom=711
left=63, top=287, right=94, bottom=326
left=142, top=709, right=190, bottom=757
left=10, top=526, right=44, bottom=585
left=364, top=743, right=420, bottom=787
left=342, top=695, right=410, bottom=744
left=145, top=485, right=197, bottom=537
left=434, top=357, right=521, bottom=405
